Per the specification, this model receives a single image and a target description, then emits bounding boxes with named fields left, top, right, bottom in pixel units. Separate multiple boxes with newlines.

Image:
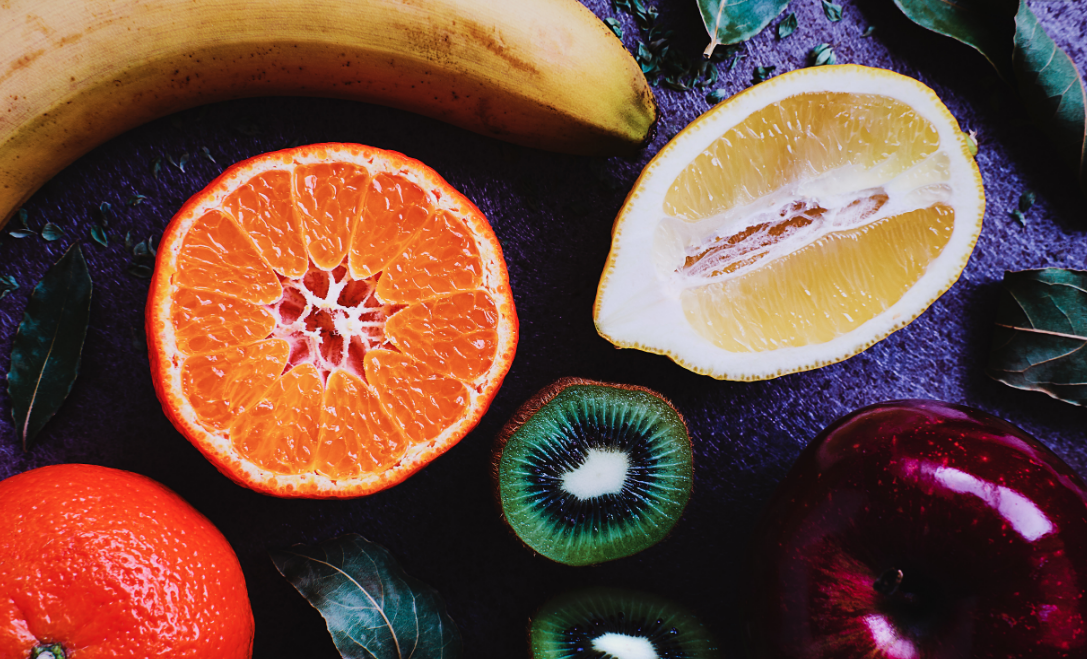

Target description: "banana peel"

left=0, top=0, right=657, bottom=225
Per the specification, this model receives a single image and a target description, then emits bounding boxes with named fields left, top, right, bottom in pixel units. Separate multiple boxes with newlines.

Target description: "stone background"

left=1, top=0, right=1085, bottom=656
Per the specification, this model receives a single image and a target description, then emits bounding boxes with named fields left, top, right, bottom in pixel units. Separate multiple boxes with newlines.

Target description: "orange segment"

left=222, top=170, right=308, bottom=277
left=148, top=144, right=517, bottom=498
left=294, top=162, right=370, bottom=269
left=377, top=210, right=484, bottom=304
left=171, top=288, right=276, bottom=356
left=181, top=340, right=290, bottom=431
left=365, top=349, right=471, bottom=444
left=386, top=291, right=499, bottom=382
left=229, top=365, right=323, bottom=475
left=317, top=370, right=408, bottom=479
left=349, top=173, right=432, bottom=279
left=176, top=210, right=281, bottom=304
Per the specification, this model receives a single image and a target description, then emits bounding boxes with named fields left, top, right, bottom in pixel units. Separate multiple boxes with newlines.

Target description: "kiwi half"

left=529, top=587, right=720, bottom=659
left=495, top=377, right=693, bottom=566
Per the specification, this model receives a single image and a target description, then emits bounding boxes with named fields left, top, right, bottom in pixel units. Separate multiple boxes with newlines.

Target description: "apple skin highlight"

left=745, top=399, right=1087, bottom=659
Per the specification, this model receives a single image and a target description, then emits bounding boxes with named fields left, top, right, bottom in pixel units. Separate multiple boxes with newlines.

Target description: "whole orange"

left=0, top=464, right=254, bottom=658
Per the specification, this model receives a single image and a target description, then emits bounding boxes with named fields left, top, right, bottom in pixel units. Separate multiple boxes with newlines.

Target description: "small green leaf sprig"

left=0, top=274, right=17, bottom=300
left=7, top=209, right=64, bottom=242
left=615, top=0, right=741, bottom=96
left=125, top=232, right=158, bottom=279
left=1009, top=190, right=1036, bottom=227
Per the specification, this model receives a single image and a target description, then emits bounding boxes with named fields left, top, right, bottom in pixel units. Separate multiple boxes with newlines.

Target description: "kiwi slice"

left=529, top=587, right=720, bottom=659
left=495, top=377, right=693, bottom=566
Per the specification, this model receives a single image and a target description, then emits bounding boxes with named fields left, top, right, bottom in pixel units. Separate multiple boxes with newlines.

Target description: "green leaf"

left=777, top=13, right=797, bottom=40
left=821, top=0, right=843, bottom=22
left=605, top=17, right=624, bottom=40
left=127, top=264, right=154, bottom=279
left=1012, top=2, right=1087, bottom=194
left=987, top=269, right=1087, bottom=406
left=169, top=152, right=190, bottom=172
left=90, top=225, right=108, bottom=247
left=893, top=0, right=1086, bottom=194
left=98, top=202, right=112, bottom=226
left=271, top=534, right=462, bottom=659
left=810, top=43, right=837, bottom=66
left=40, top=223, right=64, bottom=242
left=8, top=230, right=34, bottom=239
left=1018, top=190, right=1037, bottom=212
left=128, top=194, right=148, bottom=206
left=200, top=146, right=217, bottom=163
left=753, top=65, right=776, bottom=84
left=698, top=0, right=790, bottom=56
left=861, top=25, right=877, bottom=38
left=151, top=158, right=163, bottom=177
left=7, top=244, right=93, bottom=450
left=0, top=274, right=18, bottom=300
left=893, top=0, right=1018, bottom=80
left=707, top=88, right=729, bottom=104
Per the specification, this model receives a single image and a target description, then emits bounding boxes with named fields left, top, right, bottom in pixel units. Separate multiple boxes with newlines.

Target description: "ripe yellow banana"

left=0, top=0, right=657, bottom=224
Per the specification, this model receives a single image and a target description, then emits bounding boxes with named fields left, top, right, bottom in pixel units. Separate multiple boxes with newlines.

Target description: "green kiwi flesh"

left=529, top=587, right=720, bottom=659
left=496, top=378, right=693, bottom=566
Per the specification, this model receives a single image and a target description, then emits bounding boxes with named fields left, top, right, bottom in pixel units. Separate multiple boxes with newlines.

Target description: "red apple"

left=745, top=400, right=1087, bottom=658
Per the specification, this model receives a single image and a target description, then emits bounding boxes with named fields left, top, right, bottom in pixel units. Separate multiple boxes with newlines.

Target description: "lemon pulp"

left=656, top=91, right=954, bottom=352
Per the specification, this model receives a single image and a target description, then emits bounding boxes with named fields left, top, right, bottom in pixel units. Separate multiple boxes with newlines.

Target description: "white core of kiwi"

left=560, top=448, right=630, bottom=499
left=592, top=632, right=659, bottom=659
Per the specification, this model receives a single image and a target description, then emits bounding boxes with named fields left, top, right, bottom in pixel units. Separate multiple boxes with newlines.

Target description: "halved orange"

left=147, top=144, right=518, bottom=498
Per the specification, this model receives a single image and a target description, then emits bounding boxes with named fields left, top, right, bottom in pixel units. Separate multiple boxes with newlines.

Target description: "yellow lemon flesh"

left=595, top=65, right=984, bottom=380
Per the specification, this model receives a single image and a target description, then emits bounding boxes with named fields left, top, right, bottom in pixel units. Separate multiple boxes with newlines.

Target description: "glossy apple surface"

left=745, top=400, right=1087, bottom=659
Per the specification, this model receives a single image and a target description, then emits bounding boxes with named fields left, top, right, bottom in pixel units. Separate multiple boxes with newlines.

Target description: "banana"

left=0, top=0, right=657, bottom=224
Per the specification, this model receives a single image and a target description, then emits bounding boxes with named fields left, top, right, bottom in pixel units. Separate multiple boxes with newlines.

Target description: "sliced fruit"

left=495, top=378, right=693, bottom=566
left=148, top=143, right=518, bottom=498
left=529, top=587, right=720, bottom=659
left=594, top=65, right=985, bottom=380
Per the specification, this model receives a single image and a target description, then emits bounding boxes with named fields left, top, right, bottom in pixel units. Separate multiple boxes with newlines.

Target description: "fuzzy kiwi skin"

left=527, top=586, right=721, bottom=659
left=492, top=377, right=694, bottom=566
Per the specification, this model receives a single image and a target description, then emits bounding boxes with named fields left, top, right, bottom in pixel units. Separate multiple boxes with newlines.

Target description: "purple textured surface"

left=1, top=1, right=1086, bottom=657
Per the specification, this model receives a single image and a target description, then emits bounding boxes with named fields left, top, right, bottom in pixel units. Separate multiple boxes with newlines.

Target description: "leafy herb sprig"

left=90, top=202, right=111, bottom=248
left=0, top=274, right=17, bottom=300
left=1010, top=190, right=1036, bottom=226
left=7, top=209, right=63, bottom=242
left=126, top=232, right=158, bottom=279
left=617, top=0, right=740, bottom=95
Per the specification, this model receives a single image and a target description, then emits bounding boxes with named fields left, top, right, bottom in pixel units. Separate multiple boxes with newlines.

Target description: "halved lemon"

left=594, top=65, right=984, bottom=380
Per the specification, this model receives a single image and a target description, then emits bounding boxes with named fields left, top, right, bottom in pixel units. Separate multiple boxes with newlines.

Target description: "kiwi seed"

left=495, top=377, right=694, bottom=566
left=529, top=586, right=720, bottom=659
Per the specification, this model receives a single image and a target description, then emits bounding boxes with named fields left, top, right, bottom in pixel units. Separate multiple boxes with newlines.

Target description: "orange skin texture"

left=0, top=464, right=254, bottom=659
